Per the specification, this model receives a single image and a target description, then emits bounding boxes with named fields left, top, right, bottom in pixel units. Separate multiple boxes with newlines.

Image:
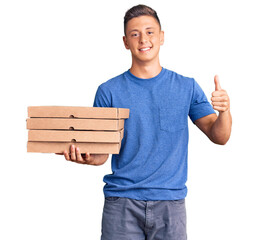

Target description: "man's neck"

left=129, top=61, right=162, bottom=79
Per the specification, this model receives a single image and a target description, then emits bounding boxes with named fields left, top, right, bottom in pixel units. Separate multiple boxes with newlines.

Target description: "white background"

left=1, top=0, right=257, bottom=239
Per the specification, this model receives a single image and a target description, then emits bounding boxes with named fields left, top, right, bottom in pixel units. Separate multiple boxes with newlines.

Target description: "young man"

left=63, top=4, right=232, bottom=239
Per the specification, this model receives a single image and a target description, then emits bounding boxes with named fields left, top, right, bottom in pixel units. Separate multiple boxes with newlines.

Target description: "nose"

left=139, top=33, right=148, bottom=44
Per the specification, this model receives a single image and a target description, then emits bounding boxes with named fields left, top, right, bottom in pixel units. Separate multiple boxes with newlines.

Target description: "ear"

left=123, top=36, right=130, bottom=50
left=160, top=30, right=164, bottom=46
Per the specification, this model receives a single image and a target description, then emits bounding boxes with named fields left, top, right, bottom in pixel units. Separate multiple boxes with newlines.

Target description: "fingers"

left=64, top=150, right=70, bottom=160
left=211, top=100, right=229, bottom=108
left=75, top=147, right=82, bottom=160
left=211, top=96, right=229, bottom=102
left=84, top=152, right=91, bottom=161
left=62, top=145, right=92, bottom=164
left=211, top=96, right=230, bottom=111
left=75, top=147, right=89, bottom=164
left=214, top=75, right=222, bottom=91
left=70, top=145, right=76, bottom=160
left=212, top=106, right=229, bottom=112
left=212, top=89, right=228, bottom=97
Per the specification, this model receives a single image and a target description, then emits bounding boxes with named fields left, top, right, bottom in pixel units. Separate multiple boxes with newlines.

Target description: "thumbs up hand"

left=211, top=75, right=230, bottom=112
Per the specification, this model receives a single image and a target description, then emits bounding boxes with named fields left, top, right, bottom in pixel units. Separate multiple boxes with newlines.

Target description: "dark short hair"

left=124, top=4, right=161, bottom=35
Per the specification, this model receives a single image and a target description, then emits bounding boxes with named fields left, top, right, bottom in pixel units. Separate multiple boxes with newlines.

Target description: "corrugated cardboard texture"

left=28, top=106, right=129, bottom=119
left=27, top=106, right=129, bottom=154
left=27, top=118, right=124, bottom=130
left=28, top=129, right=124, bottom=143
left=27, top=142, right=121, bottom=154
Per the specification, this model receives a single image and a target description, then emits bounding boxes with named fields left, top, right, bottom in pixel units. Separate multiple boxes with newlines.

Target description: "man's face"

left=123, top=16, right=164, bottom=64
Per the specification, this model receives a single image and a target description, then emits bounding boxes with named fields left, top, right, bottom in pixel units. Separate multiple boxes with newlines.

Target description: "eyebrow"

left=129, top=27, right=155, bottom=33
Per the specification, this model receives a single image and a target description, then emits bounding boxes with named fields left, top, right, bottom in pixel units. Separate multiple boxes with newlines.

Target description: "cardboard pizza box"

left=26, top=118, right=124, bottom=131
left=27, top=142, right=122, bottom=154
left=26, top=106, right=129, bottom=154
left=28, top=129, right=124, bottom=143
left=28, top=106, right=129, bottom=119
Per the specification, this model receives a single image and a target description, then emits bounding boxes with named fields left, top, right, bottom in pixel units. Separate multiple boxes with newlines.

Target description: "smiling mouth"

left=139, top=47, right=151, bottom=52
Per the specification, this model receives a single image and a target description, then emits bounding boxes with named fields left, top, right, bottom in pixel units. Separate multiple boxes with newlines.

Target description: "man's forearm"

left=210, top=110, right=232, bottom=145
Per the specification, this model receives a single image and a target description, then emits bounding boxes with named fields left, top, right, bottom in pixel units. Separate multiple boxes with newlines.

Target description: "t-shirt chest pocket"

left=159, top=106, right=188, bottom=133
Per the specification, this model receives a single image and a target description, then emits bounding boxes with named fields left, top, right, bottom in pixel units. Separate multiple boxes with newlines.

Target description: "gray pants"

left=101, top=197, right=187, bottom=240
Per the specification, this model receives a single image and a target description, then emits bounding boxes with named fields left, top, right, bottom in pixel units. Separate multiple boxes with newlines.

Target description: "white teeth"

left=140, top=47, right=150, bottom=51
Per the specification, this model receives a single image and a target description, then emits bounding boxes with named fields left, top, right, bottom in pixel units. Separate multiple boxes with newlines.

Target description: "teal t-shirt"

left=93, top=68, right=215, bottom=200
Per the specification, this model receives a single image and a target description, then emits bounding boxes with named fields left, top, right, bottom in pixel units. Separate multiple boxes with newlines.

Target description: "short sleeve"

left=189, top=79, right=216, bottom=123
left=93, top=85, right=112, bottom=107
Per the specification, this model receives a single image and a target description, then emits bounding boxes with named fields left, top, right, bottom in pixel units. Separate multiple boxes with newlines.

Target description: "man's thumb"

left=214, top=75, right=222, bottom=91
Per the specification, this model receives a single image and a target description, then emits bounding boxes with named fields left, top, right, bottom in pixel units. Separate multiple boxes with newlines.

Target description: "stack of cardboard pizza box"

left=26, top=106, right=129, bottom=154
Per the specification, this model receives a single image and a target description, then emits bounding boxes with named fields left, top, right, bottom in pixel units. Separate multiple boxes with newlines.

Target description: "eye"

left=148, top=31, right=154, bottom=35
left=131, top=33, right=139, bottom=37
